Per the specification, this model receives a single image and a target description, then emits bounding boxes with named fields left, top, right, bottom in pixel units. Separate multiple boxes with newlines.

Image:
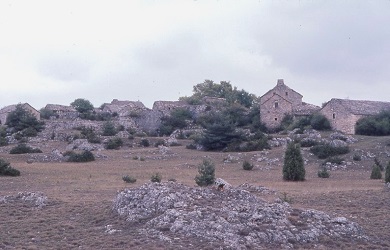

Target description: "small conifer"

left=283, top=143, right=305, bottom=181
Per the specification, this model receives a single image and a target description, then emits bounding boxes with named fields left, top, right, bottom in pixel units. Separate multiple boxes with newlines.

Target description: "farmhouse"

left=0, top=103, right=40, bottom=125
left=320, top=98, right=390, bottom=134
left=259, top=79, right=320, bottom=130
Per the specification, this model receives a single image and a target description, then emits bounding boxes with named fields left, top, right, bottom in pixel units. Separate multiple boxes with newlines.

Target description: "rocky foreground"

left=113, top=182, right=367, bottom=249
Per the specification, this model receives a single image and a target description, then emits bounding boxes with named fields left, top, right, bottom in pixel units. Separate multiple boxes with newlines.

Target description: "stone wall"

left=320, top=100, right=363, bottom=134
left=260, top=94, right=293, bottom=129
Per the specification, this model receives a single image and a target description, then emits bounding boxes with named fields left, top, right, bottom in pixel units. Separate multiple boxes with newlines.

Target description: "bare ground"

left=1, top=135, right=390, bottom=249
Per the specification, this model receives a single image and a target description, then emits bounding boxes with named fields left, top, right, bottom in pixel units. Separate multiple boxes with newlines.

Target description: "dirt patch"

left=1, top=135, right=390, bottom=249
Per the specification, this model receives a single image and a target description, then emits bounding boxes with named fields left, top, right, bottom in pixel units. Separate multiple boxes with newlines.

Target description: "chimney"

left=277, top=79, right=284, bottom=86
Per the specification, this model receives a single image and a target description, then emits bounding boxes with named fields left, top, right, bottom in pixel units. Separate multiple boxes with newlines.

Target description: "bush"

left=318, top=167, right=330, bottom=178
left=0, top=159, right=20, bottom=176
left=355, top=110, right=390, bottom=136
left=385, top=161, right=390, bottom=183
left=10, top=144, right=42, bottom=154
left=310, top=143, right=350, bottom=159
left=80, top=126, right=101, bottom=143
left=242, top=160, right=254, bottom=171
left=374, top=158, right=384, bottom=171
left=154, top=139, right=166, bottom=147
left=102, top=122, right=117, bottom=136
left=159, top=108, right=193, bottom=136
left=370, top=164, right=382, bottom=179
left=310, top=113, right=331, bottom=131
left=0, top=126, right=7, bottom=146
left=122, top=175, right=137, bottom=183
left=195, top=159, right=215, bottom=186
left=299, top=139, right=318, bottom=148
left=65, top=150, right=95, bottom=162
left=22, top=127, right=38, bottom=137
left=353, top=154, right=362, bottom=161
left=105, top=137, right=123, bottom=150
left=150, top=173, right=162, bottom=183
left=70, top=98, right=94, bottom=114
left=140, top=138, right=150, bottom=147
left=283, top=143, right=305, bottom=181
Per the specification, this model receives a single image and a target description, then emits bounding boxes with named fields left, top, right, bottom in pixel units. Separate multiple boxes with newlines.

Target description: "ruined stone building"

left=0, top=103, right=40, bottom=125
left=259, top=79, right=320, bottom=130
left=44, top=104, right=78, bottom=120
left=320, top=98, right=390, bottom=134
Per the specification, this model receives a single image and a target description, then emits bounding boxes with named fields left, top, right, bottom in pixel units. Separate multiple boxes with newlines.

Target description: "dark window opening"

left=274, top=102, right=278, bottom=108
left=332, top=113, right=336, bottom=119
left=285, top=92, right=288, bottom=96
left=275, top=118, right=278, bottom=121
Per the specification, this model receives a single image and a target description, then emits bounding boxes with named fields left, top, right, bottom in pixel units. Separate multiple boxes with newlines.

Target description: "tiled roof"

left=326, top=98, right=390, bottom=115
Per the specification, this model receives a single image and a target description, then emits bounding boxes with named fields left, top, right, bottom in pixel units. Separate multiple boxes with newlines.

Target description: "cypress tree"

left=384, top=161, right=390, bottom=183
left=370, top=164, right=382, bottom=179
left=283, top=142, right=305, bottom=181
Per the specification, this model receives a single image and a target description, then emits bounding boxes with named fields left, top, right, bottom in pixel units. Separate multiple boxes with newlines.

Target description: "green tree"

left=283, top=143, right=305, bottom=181
left=6, top=104, right=44, bottom=134
left=195, top=159, right=215, bottom=186
left=385, top=161, right=390, bottom=183
left=199, top=121, right=242, bottom=151
left=159, top=108, right=192, bottom=136
left=70, top=98, right=94, bottom=114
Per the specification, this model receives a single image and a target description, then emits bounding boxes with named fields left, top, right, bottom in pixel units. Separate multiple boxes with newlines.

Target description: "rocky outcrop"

left=113, top=182, right=367, bottom=249
left=0, top=192, right=47, bottom=208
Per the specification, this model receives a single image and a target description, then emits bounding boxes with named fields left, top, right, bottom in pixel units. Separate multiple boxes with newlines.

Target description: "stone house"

left=102, top=99, right=148, bottom=117
left=44, top=104, right=78, bottom=119
left=259, top=79, right=320, bottom=130
left=320, top=98, right=390, bottom=134
left=152, top=101, right=190, bottom=116
left=0, top=103, right=40, bottom=125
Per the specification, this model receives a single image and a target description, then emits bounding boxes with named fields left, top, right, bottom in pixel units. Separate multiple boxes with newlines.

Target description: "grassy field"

left=0, top=135, right=389, bottom=249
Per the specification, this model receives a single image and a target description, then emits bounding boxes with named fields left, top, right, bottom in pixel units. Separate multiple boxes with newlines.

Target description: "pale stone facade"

left=320, top=98, right=390, bottom=134
left=260, top=79, right=320, bottom=130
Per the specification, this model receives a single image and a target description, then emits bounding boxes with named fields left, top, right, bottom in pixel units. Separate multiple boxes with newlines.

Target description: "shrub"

left=310, top=113, right=331, bottom=131
left=102, top=122, right=117, bottom=136
left=318, top=167, right=330, bottom=178
left=154, top=139, right=166, bottom=147
left=299, top=139, right=318, bottom=148
left=195, top=159, right=215, bottom=186
left=140, top=138, right=150, bottom=147
left=374, top=158, right=384, bottom=171
left=283, top=143, right=305, bottom=181
left=242, top=160, right=254, bottom=171
left=385, top=161, right=390, bottom=183
left=310, top=143, right=350, bottom=159
left=66, top=150, right=95, bottom=162
left=186, top=143, right=197, bottom=150
left=159, top=108, right=193, bottom=136
left=122, top=175, right=137, bottom=183
left=370, top=164, right=382, bottom=179
left=0, top=126, right=7, bottom=146
left=80, top=127, right=101, bottom=143
left=150, top=172, right=162, bottom=183
left=355, top=110, right=390, bottom=136
left=0, top=159, right=20, bottom=176
left=22, top=127, right=38, bottom=137
left=105, top=137, right=123, bottom=149
left=10, top=144, right=42, bottom=154
left=353, top=154, right=362, bottom=161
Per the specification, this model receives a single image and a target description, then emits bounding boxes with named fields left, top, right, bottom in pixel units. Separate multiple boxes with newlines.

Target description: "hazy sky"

left=1, top=0, right=389, bottom=109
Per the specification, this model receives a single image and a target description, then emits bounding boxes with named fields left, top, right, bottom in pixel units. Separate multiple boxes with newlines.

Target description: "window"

left=332, top=113, right=336, bottom=119
left=285, top=92, right=288, bottom=96
left=274, top=118, right=278, bottom=121
left=274, top=102, right=278, bottom=108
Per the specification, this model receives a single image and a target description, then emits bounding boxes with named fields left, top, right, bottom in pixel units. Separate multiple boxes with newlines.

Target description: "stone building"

left=0, top=103, right=40, bottom=125
left=259, top=79, right=320, bottom=130
left=320, top=98, right=390, bottom=134
left=44, top=104, right=78, bottom=119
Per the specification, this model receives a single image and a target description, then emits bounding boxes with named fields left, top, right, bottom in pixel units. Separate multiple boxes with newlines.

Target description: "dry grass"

left=1, top=135, right=390, bottom=249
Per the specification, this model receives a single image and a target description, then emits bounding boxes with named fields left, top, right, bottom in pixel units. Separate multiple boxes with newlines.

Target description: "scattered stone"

left=0, top=192, right=48, bottom=208
left=113, top=182, right=367, bottom=249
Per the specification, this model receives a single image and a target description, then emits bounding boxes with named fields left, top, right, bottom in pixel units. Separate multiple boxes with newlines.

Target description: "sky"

left=1, top=0, right=389, bottom=110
